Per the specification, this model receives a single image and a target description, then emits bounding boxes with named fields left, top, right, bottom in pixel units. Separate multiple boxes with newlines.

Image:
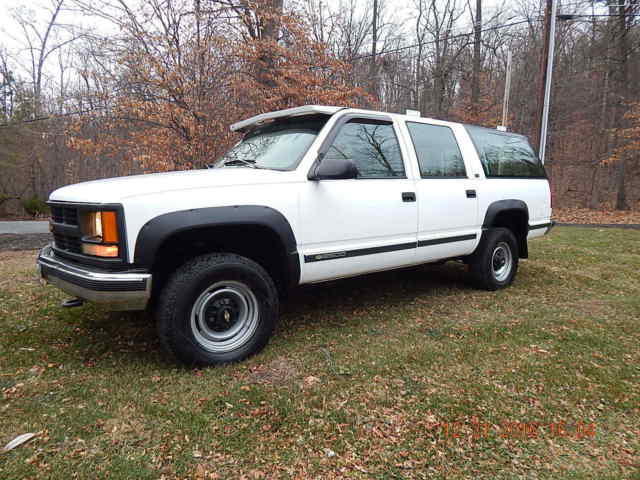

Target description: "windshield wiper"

left=221, top=159, right=259, bottom=169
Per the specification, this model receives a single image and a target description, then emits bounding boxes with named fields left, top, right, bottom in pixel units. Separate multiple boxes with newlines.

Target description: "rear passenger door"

left=404, top=121, right=480, bottom=262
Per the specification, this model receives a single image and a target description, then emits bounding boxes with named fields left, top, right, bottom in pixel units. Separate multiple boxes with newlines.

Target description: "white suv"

left=38, top=105, right=553, bottom=366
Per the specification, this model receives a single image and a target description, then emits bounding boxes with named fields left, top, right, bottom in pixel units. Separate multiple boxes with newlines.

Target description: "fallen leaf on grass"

left=2, top=433, right=36, bottom=453
left=247, top=357, right=298, bottom=386
left=303, top=375, right=321, bottom=387
left=323, top=448, right=336, bottom=457
left=553, top=208, right=640, bottom=225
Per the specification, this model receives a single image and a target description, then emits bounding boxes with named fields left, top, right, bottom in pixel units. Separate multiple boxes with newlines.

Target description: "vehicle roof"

left=230, top=104, right=525, bottom=137
left=230, top=105, right=345, bottom=132
left=463, top=123, right=528, bottom=139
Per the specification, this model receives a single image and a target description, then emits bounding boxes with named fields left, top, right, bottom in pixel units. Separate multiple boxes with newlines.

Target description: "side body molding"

left=133, top=205, right=300, bottom=286
left=481, top=199, right=530, bottom=258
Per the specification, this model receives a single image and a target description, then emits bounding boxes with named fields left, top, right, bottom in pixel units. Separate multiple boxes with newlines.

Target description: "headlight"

left=80, top=211, right=120, bottom=257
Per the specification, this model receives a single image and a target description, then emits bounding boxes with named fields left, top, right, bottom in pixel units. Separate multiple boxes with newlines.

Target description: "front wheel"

left=156, top=253, right=278, bottom=366
left=469, top=228, right=519, bottom=291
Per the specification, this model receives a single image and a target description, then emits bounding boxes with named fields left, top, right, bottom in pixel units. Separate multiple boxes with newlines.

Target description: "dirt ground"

left=553, top=207, right=640, bottom=224
left=0, top=234, right=52, bottom=252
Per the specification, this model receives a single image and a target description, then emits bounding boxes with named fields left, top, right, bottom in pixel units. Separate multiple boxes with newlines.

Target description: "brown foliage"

left=452, top=71, right=504, bottom=127
left=604, top=101, right=640, bottom=167
left=553, top=207, right=640, bottom=225
left=67, top=2, right=370, bottom=173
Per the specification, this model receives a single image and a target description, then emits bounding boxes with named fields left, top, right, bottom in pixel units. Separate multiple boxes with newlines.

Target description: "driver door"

left=298, top=115, right=418, bottom=283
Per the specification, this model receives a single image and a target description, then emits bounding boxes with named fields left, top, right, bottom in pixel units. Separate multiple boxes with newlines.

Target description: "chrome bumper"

left=37, top=245, right=152, bottom=311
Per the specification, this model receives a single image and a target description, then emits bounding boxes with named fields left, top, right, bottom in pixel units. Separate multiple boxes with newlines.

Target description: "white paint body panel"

left=49, top=106, right=552, bottom=284
left=298, top=178, right=418, bottom=283
left=50, top=169, right=306, bottom=264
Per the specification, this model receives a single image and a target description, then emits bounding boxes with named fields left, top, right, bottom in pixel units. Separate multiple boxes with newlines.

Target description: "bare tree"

left=11, top=0, right=85, bottom=116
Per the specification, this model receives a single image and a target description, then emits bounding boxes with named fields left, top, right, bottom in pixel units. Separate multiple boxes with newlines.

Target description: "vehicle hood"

left=49, top=168, right=295, bottom=204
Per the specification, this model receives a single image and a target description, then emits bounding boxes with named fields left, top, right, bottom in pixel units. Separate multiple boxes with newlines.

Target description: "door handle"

left=466, top=189, right=477, bottom=199
left=402, top=192, right=416, bottom=202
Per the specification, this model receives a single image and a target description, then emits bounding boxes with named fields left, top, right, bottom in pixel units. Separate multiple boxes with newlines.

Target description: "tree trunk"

left=613, top=2, right=630, bottom=210
left=471, top=0, right=482, bottom=117
left=533, top=0, right=552, bottom=155
left=615, top=158, right=628, bottom=210
left=257, top=0, right=284, bottom=90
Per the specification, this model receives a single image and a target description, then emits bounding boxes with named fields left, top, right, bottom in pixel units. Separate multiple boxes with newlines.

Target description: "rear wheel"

left=156, top=253, right=278, bottom=366
left=469, top=228, right=519, bottom=291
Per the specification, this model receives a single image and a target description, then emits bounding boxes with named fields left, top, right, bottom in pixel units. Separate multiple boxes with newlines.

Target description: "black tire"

left=156, top=253, right=278, bottom=366
left=469, top=228, right=519, bottom=291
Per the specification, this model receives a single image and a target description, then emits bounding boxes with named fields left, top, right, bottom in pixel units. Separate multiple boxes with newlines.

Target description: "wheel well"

left=489, top=209, right=528, bottom=258
left=150, top=225, right=292, bottom=299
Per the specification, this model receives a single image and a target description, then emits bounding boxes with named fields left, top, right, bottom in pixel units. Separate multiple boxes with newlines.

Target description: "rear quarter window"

left=465, top=125, right=546, bottom=178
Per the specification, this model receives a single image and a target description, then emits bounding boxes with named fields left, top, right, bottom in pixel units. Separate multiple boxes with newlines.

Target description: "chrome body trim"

left=37, top=245, right=152, bottom=311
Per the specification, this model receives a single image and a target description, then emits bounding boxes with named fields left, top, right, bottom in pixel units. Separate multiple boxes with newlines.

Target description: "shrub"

left=21, top=197, right=49, bottom=218
left=0, top=194, right=15, bottom=207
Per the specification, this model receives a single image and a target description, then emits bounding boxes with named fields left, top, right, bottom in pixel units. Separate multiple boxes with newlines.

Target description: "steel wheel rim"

left=190, top=280, right=259, bottom=353
left=491, top=242, right=513, bottom=282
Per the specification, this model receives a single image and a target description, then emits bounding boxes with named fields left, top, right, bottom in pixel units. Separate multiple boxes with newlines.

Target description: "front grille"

left=53, top=232, right=82, bottom=254
left=48, top=202, right=125, bottom=266
left=51, top=204, right=82, bottom=254
left=51, top=205, right=78, bottom=225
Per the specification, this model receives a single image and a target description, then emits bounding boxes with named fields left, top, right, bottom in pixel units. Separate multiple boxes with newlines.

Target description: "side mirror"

left=309, top=156, right=359, bottom=180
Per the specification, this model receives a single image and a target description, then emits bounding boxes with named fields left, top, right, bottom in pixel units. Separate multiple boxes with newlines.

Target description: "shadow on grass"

left=50, top=307, right=169, bottom=368
left=282, top=261, right=473, bottom=325
left=52, top=261, right=472, bottom=367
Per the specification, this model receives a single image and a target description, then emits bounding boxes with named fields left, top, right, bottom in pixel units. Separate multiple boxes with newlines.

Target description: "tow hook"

left=61, top=298, right=84, bottom=308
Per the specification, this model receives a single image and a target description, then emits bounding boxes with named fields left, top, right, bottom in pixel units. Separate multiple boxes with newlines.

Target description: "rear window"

left=465, top=126, right=546, bottom=178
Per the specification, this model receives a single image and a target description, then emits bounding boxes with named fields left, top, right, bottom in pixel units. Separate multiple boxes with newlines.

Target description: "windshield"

left=213, top=116, right=329, bottom=171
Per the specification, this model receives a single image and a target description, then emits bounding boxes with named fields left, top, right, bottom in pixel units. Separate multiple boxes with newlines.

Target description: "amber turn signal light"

left=81, top=244, right=119, bottom=257
left=100, top=211, right=119, bottom=243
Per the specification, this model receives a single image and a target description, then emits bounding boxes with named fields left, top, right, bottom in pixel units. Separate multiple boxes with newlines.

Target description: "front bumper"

left=37, top=245, right=152, bottom=311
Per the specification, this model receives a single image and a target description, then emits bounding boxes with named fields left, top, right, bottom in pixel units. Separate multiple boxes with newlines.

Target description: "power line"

left=0, top=106, right=109, bottom=128
left=349, top=18, right=535, bottom=62
left=558, top=14, right=640, bottom=18
left=2, top=18, right=539, bottom=127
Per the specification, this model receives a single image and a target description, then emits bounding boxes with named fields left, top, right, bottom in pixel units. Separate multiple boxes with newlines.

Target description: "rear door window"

left=406, top=122, right=467, bottom=178
left=465, top=126, right=546, bottom=178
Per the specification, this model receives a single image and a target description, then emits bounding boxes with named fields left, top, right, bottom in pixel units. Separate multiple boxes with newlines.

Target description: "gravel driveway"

left=0, top=221, right=50, bottom=234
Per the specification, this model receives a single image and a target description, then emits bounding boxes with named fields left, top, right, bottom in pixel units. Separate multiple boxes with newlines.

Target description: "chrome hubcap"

left=491, top=242, right=513, bottom=282
left=190, top=281, right=259, bottom=353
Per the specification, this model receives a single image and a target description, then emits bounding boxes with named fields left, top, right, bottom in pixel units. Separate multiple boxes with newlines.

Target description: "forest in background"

left=1, top=0, right=639, bottom=217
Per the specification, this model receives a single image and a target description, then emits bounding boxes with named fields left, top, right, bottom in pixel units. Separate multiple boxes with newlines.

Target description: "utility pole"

left=538, top=0, right=558, bottom=164
left=500, top=50, right=512, bottom=130
left=533, top=0, right=557, bottom=163
left=370, top=0, right=379, bottom=98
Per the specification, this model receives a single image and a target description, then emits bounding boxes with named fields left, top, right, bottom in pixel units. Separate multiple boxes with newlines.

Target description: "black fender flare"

left=133, top=205, right=300, bottom=287
left=481, top=199, right=530, bottom=258
left=482, top=199, right=529, bottom=228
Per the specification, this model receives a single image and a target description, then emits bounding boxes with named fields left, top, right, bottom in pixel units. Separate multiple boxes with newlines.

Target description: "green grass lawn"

left=1, top=227, right=639, bottom=479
